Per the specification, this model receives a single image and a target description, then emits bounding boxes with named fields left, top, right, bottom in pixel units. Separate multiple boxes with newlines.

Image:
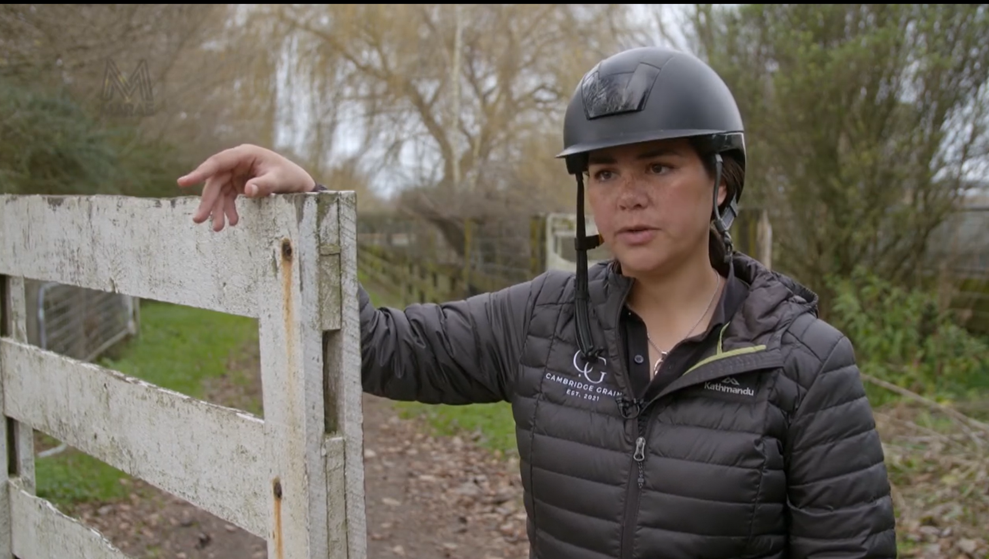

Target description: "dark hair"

left=695, top=148, right=745, bottom=270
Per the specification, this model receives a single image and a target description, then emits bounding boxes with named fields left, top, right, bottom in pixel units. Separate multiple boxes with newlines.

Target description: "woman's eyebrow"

left=588, top=148, right=682, bottom=166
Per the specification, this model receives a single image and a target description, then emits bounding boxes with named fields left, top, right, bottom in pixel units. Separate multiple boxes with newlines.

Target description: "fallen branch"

left=874, top=410, right=968, bottom=452
left=861, top=373, right=989, bottom=449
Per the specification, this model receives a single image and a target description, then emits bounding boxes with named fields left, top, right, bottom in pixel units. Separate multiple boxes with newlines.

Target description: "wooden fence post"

left=756, top=209, right=773, bottom=271
left=0, top=274, right=37, bottom=558
left=530, top=215, right=546, bottom=278
left=462, top=218, right=474, bottom=296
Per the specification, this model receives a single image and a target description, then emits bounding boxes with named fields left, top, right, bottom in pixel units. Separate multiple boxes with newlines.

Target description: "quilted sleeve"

left=357, top=273, right=547, bottom=405
left=784, top=319, right=898, bottom=558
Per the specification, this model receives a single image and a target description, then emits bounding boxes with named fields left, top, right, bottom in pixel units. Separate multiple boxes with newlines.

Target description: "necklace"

left=646, top=273, right=722, bottom=378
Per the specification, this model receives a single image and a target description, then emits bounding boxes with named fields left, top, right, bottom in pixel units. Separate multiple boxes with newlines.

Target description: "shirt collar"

left=711, top=257, right=749, bottom=329
left=617, top=257, right=750, bottom=339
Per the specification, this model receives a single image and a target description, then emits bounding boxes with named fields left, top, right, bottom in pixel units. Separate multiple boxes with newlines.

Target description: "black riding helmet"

left=555, top=46, right=747, bottom=362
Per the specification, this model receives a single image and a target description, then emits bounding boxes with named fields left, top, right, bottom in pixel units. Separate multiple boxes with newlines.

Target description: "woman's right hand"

left=176, top=144, right=318, bottom=232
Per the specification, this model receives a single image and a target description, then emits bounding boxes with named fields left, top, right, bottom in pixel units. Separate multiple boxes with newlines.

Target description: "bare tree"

left=242, top=4, right=648, bottom=255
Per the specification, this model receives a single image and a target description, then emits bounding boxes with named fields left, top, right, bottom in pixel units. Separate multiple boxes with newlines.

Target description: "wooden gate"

left=0, top=192, right=367, bottom=559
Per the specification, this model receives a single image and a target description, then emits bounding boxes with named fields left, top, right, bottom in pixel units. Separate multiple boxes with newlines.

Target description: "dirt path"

left=71, top=375, right=530, bottom=558
left=351, top=394, right=529, bottom=559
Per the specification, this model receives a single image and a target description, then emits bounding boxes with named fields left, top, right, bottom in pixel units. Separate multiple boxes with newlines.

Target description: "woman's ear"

left=717, top=178, right=728, bottom=208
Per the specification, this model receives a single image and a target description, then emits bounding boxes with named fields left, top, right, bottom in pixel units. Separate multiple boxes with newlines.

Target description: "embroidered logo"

left=572, top=350, right=608, bottom=385
left=540, top=351, right=621, bottom=404
left=703, top=375, right=756, bottom=397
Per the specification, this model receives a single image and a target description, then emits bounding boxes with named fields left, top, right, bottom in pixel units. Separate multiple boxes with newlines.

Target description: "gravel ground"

left=70, top=389, right=529, bottom=559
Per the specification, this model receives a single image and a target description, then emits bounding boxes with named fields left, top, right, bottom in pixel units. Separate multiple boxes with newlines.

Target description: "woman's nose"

left=616, top=175, right=650, bottom=209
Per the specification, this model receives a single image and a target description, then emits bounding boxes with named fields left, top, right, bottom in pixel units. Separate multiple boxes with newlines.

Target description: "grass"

left=359, top=271, right=520, bottom=458
left=34, top=432, right=133, bottom=509
left=393, top=401, right=517, bottom=456
left=34, top=300, right=258, bottom=511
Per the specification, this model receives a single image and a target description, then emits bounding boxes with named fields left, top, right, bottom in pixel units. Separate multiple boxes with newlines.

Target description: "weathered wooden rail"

left=0, top=192, right=366, bottom=559
left=357, top=208, right=774, bottom=307
left=356, top=206, right=989, bottom=335
left=356, top=213, right=549, bottom=303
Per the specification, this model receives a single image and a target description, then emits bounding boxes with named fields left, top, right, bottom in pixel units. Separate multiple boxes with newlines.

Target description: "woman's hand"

left=177, top=144, right=318, bottom=232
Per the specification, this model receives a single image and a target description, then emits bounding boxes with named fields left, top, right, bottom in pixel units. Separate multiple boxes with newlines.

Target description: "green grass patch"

left=35, top=300, right=258, bottom=511
left=360, top=275, right=519, bottom=458
left=394, top=401, right=517, bottom=457
left=98, top=300, right=258, bottom=398
left=34, top=432, right=134, bottom=507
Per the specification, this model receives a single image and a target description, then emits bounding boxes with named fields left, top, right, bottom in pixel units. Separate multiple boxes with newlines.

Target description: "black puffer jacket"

left=359, top=252, right=898, bottom=558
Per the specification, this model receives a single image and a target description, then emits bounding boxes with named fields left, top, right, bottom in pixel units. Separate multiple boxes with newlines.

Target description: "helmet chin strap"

left=710, top=153, right=738, bottom=264
left=574, top=172, right=602, bottom=361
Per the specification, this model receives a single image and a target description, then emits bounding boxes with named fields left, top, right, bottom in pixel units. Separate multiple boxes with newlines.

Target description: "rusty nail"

left=281, top=239, right=293, bottom=261
left=273, top=479, right=283, bottom=499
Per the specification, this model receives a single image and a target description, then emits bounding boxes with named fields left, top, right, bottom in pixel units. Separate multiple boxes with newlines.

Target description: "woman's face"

left=586, top=138, right=726, bottom=278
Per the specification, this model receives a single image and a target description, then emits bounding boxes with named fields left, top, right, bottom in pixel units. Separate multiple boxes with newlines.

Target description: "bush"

left=0, top=79, right=190, bottom=198
left=827, top=267, right=989, bottom=406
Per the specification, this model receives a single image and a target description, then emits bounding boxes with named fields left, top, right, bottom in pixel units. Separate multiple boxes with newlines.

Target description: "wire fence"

left=28, top=281, right=140, bottom=362
left=25, top=280, right=140, bottom=458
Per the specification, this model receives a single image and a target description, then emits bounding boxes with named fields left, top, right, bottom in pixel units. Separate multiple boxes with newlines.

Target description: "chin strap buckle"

left=574, top=233, right=603, bottom=252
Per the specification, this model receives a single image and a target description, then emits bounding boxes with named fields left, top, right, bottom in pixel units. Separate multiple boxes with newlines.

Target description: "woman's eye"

left=591, top=165, right=669, bottom=182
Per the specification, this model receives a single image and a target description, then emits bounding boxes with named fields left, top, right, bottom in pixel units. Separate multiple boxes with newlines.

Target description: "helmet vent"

left=582, top=62, right=662, bottom=120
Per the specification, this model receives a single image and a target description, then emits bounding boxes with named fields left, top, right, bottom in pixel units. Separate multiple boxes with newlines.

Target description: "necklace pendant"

left=653, top=351, right=668, bottom=376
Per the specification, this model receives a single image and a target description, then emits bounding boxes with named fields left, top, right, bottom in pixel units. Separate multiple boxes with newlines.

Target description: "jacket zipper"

left=618, top=318, right=671, bottom=559
left=615, top=339, right=781, bottom=559
left=620, top=407, right=649, bottom=559
left=608, top=275, right=781, bottom=559
left=612, top=272, right=644, bottom=559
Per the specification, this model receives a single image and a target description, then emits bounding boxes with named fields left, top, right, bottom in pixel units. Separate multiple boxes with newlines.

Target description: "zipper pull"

left=616, top=396, right=643, bottom=419
left=633, top=436, right=646, bottom=489
left=633, top=436, right=646, bottom=462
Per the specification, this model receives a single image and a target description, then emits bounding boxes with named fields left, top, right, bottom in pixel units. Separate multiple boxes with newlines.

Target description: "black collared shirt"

left=621, top=261, right=750, bottom=401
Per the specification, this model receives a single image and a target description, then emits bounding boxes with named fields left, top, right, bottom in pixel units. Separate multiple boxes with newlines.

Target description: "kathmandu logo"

left=703, top=376, right=755, bottom=397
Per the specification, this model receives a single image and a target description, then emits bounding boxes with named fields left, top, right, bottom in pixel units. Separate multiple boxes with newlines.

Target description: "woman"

left=178, top=46, right=897, bottom=558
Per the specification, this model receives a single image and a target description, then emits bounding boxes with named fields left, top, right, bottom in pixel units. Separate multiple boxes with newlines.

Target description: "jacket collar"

left=586, top=252, right=819, bottom=362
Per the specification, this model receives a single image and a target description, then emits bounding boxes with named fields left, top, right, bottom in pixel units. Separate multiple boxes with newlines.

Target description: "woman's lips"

left=615, top=228, right=657, bottom=245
